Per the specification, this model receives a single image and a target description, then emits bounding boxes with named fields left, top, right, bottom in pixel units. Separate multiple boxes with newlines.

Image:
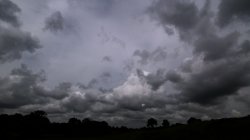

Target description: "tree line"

left=1, top=110, right=250, bottom=139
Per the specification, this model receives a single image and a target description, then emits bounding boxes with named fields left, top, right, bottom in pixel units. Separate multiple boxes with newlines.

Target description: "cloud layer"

left=0, top=0, right=250, bottom=127
left=0, top=0, right=41, bottom=63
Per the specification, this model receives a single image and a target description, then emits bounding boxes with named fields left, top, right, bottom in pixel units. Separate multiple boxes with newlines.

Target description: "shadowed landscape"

left=1, top=110, right=250, bottom=140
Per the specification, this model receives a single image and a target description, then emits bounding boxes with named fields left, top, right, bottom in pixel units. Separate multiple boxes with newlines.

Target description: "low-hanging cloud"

left=0, top=0, right=41, bottom=63
left=217, top=0, right=250, bottom=28
left=0, top=0, right=21, bottom=27
left=0, top=64, right=47, bottom=108
left=0, top=26, right=41, bottom=62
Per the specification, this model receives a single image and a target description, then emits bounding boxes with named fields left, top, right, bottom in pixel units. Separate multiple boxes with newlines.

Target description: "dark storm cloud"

left=149, top=0, right=198, bottom=32
left=0, top=64, right=233, bottom=127
left=149, top=0, right=250, bottom=106
left=217, top=0, right=250, bottom=28
left=137, top=68, right=183, bottom=91
left=138, top=69, right=167, bottom=91
left=178, top=60, right=250, bottom=105
left=148, top=0, right=199, bottom=40
left=180, top=58, right=193, bottom=73
left=0, top=65, right=73, bottom=110
left=173, top=35, right=250, bottom=105
left=149, top=0, right=213, bottom=41
left=0, top=0, right=21, bottom=27
left=166, top=70, right=182, bottom=83
left=46, top=82, right=71, bottom=100
left=0, top=0, right=41, bottom=63
left=1, top=0, right=250, bottom=128
left=0, top=26, right=41, bottom=62
left=238, top=40, right=250, bottom=55
left=0, top=64, right=48, bottom=108
left=44, top=11, right=64, bottom=33
left=133, top=46, right=167, bottom=65
left=193, top=32, right=240, bottom=61
left=136, top=68, right=185, bottom=91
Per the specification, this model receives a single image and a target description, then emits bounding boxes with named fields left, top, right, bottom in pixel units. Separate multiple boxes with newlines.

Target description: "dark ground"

left=1, top=111, right=250, bottom=140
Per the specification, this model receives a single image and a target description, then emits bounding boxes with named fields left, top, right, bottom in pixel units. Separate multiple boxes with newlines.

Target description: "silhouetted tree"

left=3, top=110, right=250, bottom=139
left=82, top=118, right=110, bottom=130
left=82, top=118, right=92, bottom=125
left=68, top=117, right=81, bottom=125
left=10, top=113, right=24, bottom=128
left=187, top=117, right=202, bottom=124
left=30, top=110, right=47, bottom=118
left=162, top=119, right=170, bottom=128
left=147, top=118, right=157, bottom=128
left=25, top=110, right=50, bottom=125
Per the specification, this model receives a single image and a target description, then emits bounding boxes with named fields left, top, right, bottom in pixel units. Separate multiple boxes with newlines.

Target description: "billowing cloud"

left=149, top=0, right=250, bottom=106
left=217, top=0, right=250, bottom=28
left=136, top=69, right=167, bottom=91
left=193, top=31, right=240, bottom=61
left=149, top=0, right=198, bottom=34
left=178, top=60, right=250, bottom=105
left=1, top=0, right=250, bottom=128
left=149, top=0, right=214, bottom=42
left=0, top=64, right=47, bottom=108
left=46, top=82, right=72, bottom=99
left=0, top=26, right=41, bottom=62
left=0, top=0, right=41, bottom=63
left=0, top=0, right=21, bottom=27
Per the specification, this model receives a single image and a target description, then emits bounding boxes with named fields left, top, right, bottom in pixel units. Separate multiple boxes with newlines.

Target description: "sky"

left=0, top=0, right=250, bottom=127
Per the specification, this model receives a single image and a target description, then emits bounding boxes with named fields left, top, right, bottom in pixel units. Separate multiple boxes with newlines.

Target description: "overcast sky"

left=0, top=0, right=250, bottom=127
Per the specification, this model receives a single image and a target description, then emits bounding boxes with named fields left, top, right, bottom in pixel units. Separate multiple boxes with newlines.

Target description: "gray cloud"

left=238, top=40, right=250, bottom=55
left=180, top=58, right=193, bottom=73
left=148, top=0, right=199, bottom=41
left=133, top=46, right=167, bottom=65
left=44, top=11, right=64, bottom=33
left=149, top=0, right=198, bottom=32
left=102, top=56, right=112, bottom=62
left=0, top=26, right=41, bottom=62
left=178, top=60, right=250, bottom=105
left=149, top=0, right=250, bottom=106
left=137, top=69, right=167, bottom=91
left=46, top=82, right=71, bottom=100
left=0, top=64, right=47, bottom=108
left=193, top=31, right=240, bottom=61
left=0, top=0, right=21, bottom=27
left=149, top=0, right=214, bottom=42
left=1, top=0, right=250, bottom=128
left=1, top=64, right=250, bottom=127
left=0, top=0, right=41, bottom=63
left=217, top=0, right=250, bottom=28
left=0, top=65, right=71, bottom=110
left=166, top=70, right=182, bottom=83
